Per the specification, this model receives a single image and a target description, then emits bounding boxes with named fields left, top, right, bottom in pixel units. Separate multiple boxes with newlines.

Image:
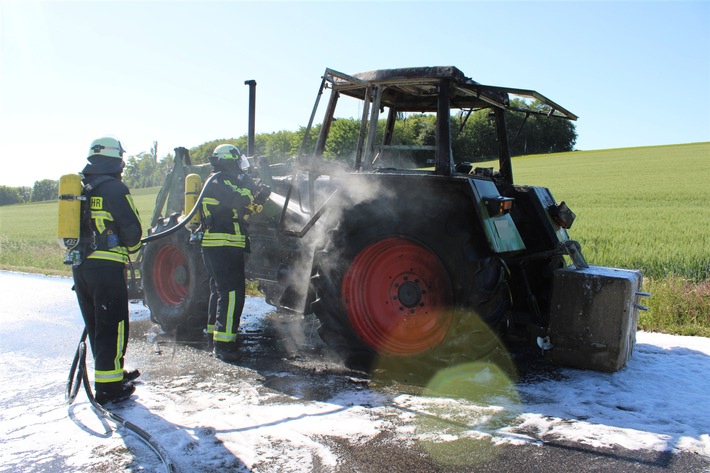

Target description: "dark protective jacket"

left=200, top=171, right=254, bottom=250
left=80, top=173, right=142, bottom=264
left=73, top=164, right=142, bottom=390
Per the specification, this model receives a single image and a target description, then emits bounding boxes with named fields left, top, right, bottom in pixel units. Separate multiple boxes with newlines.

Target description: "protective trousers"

left=202, top=246, right=245, bottom=344
left=72, top=262, right=129, bottom=390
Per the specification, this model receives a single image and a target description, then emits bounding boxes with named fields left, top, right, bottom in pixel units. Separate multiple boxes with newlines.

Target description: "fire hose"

left=139, top=171, right=268, bottom=245
left=65, top=329, right=177, bottom=473
left=140, top=172, right=221, bottom=245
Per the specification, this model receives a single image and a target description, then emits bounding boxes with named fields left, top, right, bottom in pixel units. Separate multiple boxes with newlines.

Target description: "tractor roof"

left=325, top=66, right=577, bottom=120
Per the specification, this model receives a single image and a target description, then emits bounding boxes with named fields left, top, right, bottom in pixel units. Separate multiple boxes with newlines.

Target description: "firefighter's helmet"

left=213, top=144, right=240, bottom=160
left=209, top=144, right=242, bottom=171
left=88, top=136, right=126, bottom=160
left=213, top=144, right=249, bottom=171
left=85, top=136, right=126, bottom=174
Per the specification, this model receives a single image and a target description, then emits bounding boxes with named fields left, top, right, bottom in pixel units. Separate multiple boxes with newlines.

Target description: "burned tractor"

left=139, top=67, right=648, bottom=373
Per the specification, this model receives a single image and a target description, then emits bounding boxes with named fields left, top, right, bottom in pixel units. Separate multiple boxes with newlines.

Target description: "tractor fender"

left=464, top=177, right=526, bottom=254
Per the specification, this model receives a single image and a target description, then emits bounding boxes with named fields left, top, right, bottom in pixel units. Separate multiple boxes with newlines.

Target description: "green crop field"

left=493, top=142, right=710, bottom=282
left=0, top=186, right=161, bottom=274
left=1, top=142, right=708, bottom=335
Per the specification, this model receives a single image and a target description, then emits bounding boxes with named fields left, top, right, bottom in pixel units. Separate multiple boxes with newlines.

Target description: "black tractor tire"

left=142, top=216, right=209, bottom=339
left=311, top=196, right=510, bottom=377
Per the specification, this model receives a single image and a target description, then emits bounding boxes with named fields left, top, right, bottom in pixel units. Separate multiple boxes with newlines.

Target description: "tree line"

left=180, top=99, right=577, bottom=169
left=0, top=180, right=58, bottom=206
left=0, top=102, right=576, bottom=205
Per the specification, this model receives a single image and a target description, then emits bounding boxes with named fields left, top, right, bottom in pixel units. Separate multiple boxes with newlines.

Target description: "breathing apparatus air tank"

left=184, top=173, right=202, bottom=227
left=57, top=173, right=84, bottom=249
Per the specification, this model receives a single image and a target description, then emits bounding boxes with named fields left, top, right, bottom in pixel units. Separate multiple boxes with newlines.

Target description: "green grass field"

left=1, top=143, right=708, bottom=335
left=505, top=142, right=709, bottom=282
left=0, top=186, right=161, bottom=274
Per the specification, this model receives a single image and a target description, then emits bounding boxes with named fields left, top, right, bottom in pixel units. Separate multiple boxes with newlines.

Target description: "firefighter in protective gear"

left=72, top=136, right=143, bottom=404
left=201, top=144, right=257, bottom=361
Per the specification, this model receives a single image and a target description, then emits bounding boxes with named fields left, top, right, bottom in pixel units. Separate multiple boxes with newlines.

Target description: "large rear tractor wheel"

left=311, top=198, right=510, bottom=376
left=142, top=216, right=209, bottom=339
left=343, top=237, right=454, bottom=356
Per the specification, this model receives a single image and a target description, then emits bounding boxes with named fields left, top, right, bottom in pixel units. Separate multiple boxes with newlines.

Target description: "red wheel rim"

left=152, top=245, right=189, bottom=306
left=342, top=238, right=453, bottom=356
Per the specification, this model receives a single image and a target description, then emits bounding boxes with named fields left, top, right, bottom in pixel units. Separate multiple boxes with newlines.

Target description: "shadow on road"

left=69, top=395, right=252, bottom=473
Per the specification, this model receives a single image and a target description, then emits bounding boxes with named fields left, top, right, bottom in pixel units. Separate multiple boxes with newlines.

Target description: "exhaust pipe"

left=245, top=80, right=256, bottom=156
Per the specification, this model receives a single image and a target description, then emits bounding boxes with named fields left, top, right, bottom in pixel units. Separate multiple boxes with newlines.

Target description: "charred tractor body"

left=139, top=67, right=648, bottom=374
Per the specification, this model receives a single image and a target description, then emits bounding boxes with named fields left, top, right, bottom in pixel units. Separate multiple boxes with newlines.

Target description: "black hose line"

left=66, top=329, right=176, bottom=473
left=140, top=172, right=221, bottom=245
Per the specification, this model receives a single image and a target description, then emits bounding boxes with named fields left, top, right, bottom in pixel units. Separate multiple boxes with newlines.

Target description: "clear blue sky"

left=1, top=0, right=708, bottom=187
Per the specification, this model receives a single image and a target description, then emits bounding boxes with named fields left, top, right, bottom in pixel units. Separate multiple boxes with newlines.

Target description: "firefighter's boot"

left=213, top=341, right=241, bottom=362
left=95, top=382, right=136, bottom=405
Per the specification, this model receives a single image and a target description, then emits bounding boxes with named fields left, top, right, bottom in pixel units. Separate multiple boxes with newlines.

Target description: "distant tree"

left=291, top=124, right=322, bottom=158
left=124, top=152, right=173, bottom=189
left=160, top=105, right=577, bottom=181
left=122, top=155, right=140, bottom=188
left=123, top=152, right=157, bottom=188
left=452, top=111, right=498, bottom=161
left=263, top=130, right=297, bottom=161
left=393, top=114, right=436, bottom=146
left=18, top=186, right=31, bottom=202
left=31, top=179, right=58, bottom=202
left=505, top=99, right=577, bottom=155
left=0, top=186, right=22, bottom=206
left=450, top=102, right=577, bottom=162
left=382, top=114, right=437, bottom=166
left=183, top=127, right=321, bottom=169
left=324, top=118, right=361, bottom=162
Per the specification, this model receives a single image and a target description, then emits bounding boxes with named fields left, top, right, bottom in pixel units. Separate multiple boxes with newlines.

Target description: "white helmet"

left=87, top=136, right=125, bottom=159
left=213, top=144, right=240, bottom=161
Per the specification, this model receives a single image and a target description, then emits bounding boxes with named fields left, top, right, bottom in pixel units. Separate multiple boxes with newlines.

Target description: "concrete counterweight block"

left=547, top=265, right=644, bottom=372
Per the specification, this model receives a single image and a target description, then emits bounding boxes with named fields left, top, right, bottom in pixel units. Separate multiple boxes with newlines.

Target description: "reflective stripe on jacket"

left=201, top=174, right=254, bottom=249
left=82, top=176, right=143, bottom=264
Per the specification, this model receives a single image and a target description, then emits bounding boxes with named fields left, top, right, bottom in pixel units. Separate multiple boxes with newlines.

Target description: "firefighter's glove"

left=253, top=185, right=271, bottom=206
left=244, top=202, right=263, bottom=220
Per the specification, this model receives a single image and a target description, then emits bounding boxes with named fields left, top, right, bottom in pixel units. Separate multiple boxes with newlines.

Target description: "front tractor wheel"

left=142, top=218, right=209, bottom=338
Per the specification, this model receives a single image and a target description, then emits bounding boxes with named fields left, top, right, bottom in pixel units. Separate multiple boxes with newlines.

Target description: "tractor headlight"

left=548, top=201, right=576, bottom=229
